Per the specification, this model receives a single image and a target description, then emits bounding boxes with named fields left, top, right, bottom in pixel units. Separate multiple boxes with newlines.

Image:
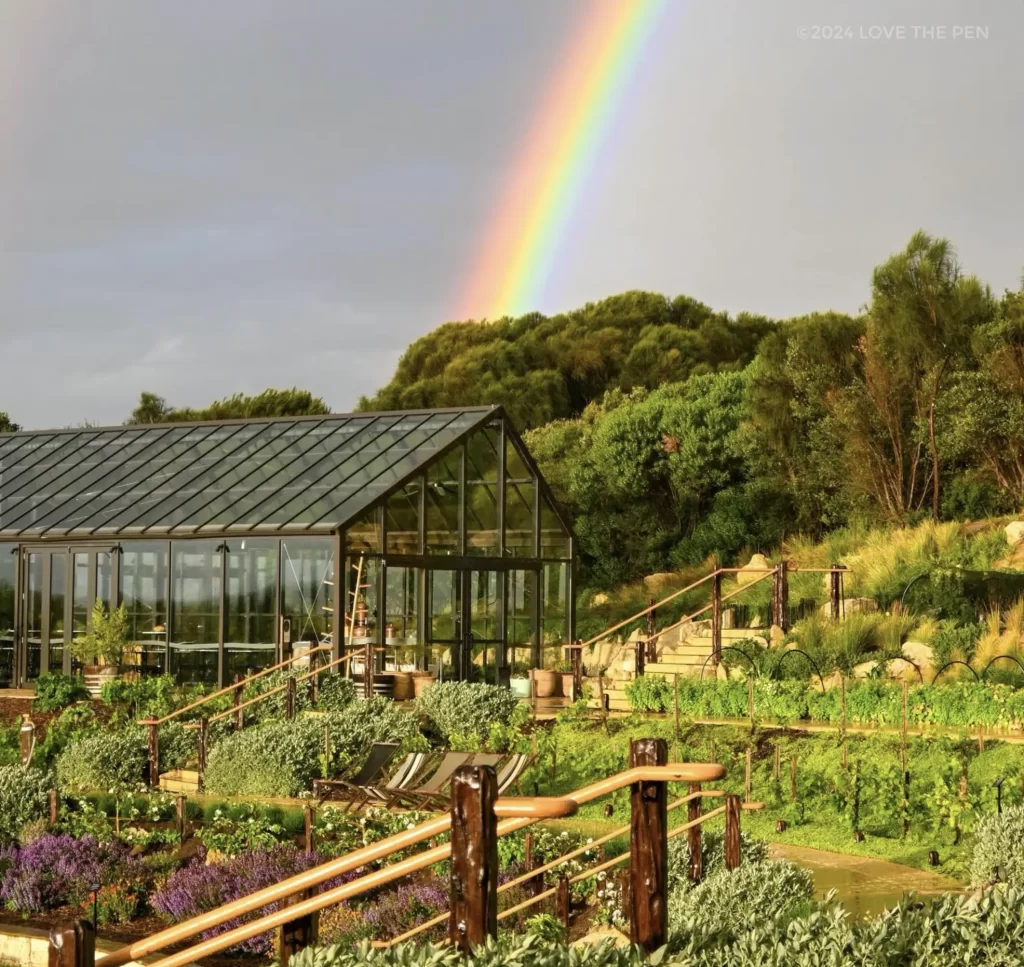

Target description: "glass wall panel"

left=465, top=426, right=500, bottom=556
left=347, top=505, right=382, bottom=555
left=507, top=569, right=536, bottom=675
left=26, top=553, right=42, bottom=679
left=540, top=495, right=571, bottom=559
left=170, top=541, right=221, bottom=685
left=424, top=450, right=460, bottom=555
left=427, top=569, right=459, bottom=677
left=96, top=553, right=112, bottom=609
left=120, top=542, right=169, bottom=676
left=224, top=539, right=278, bottom=680
left=0, top=545, right=14, bottom=686
left=542, top=561, right=569, bottom=648
left=281, top=538, right=334, bottom=650
left=346, top=555, right=380, bottom=675
left=48, top=554, right=66, bottom=673
left=505, top=440, right=535, bottom=558
left=385, top=481, right=421, bottom=555
left=385, top=566, right=420, bottom=668
left=470, top=570, right=501, bottom=684
left=72, top=553, right=89, bottom=649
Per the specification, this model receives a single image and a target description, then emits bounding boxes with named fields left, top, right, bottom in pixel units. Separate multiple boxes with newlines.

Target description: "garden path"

left=770, top=843, right=961, bottom=919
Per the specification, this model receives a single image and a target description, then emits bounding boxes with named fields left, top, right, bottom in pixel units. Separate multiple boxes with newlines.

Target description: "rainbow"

left=459, top=0, right=670, bottom=321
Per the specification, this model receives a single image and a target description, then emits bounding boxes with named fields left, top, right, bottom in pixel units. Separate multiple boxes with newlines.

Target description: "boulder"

left=901, top=640, right=935, bottom=671
left=1005, top=521, right=1024, bottom=547
left=769, top=624, right=786, bottom=646
left=885, top=657, right=922, bottom=683
left=853, top=660, right=879, bottom=679
left=823, top=670, right=845, bottom=690
left=737, top=553, right=772, bottom=586
left=844, top=597, right=878, bottom=616
left=643, top=572, right=678, bottom=593
left=592, top=592, right=610, bottom=607
left=749, top=612, right=763, bottom=628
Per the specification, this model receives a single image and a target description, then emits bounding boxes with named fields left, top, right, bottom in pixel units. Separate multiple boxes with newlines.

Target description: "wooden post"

left=852, top=760, right=861, bottom=834
left=364, top=638, right=373, bottom=699
left=276, top=889, right=319, bottom=966
left=19, top=714, right=34, bottom=767
left=197, top=718, right=208, bottom=790
left=555, top=874, right=570, bottom=929
left=646, top=599, right=657, bottom=668
left=841, top=675, right=847, bottom=733
left=830, top=565, right=842, bottom=620
left=711, top=571, right=722, bottom=663
left=309, top=649, right=320, bottom=707
left=724, top=794, right=741, bottom=871
left=673, top=673, right=680, bottom=741
left=744, top=747, right=752, bottom=802
left=687, top=781, right=702, bottom=883
left=790, top=755, right=798, bottom=801
left=49, top=920, right=95, bottom=967
left=772, top=561, right=789, bottom=633
left=286, top=675, right=297, bottom=720
left=233, top=673, right=244, bottom=731
left=617, top=867, right=631, bottom=927
left=304, top=804, right=316, bottom=853
left=572, top=641, right=582, bottom=703
left=175, top=794, right=187, bottom=840
left=901, top=679, right=908, bottom=754
left=902, top=768, right=911, bottom=839
left=629, top=738, right=668, bottom=953
left=747, top=677, right=754, bottom=729
left=449, top=764, right=499, bottom=952
left=774, top=743, right=781, bottom=782
left=635, top=639, right=645, bottom=679
left=146, top=721, right=159, bottom=789
left=525, top=832, right=540, bottom=897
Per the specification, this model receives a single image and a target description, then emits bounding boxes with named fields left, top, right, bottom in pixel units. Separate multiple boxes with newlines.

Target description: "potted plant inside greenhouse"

left=509, top=660, right=532, bottom=700
left=69, top=600, right=130, bottom=696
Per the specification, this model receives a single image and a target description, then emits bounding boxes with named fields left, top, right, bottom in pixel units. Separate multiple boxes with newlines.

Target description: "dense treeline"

left=526, top=233, right=1024, bottom=585
left=358, top=291, right=774, bottom=429
left=5, top=232, right=1024, bottom=591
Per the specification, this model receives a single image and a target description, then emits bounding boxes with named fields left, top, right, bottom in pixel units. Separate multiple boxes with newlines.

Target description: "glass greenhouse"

left=0, top=407, right=575, bottom=688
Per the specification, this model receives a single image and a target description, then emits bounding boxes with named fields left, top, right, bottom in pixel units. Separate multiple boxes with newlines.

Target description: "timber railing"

left=58, top=740, right=754, bottom=966
left=138, top=644, right=387, bottom=789
left=567, top=563, right=849, bottom=685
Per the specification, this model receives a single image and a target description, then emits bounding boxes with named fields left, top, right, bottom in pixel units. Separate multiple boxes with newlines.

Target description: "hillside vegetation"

left=369, top=232, right=1024, bottom=588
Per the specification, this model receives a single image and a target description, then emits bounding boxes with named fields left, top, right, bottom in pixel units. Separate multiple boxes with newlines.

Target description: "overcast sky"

left=1, top=0, right=1022, bottom=429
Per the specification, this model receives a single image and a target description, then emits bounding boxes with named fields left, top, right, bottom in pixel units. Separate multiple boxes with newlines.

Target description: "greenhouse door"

left=16, top=546, right=115, bottom=684
left=425, top=569, right=504, bottom=684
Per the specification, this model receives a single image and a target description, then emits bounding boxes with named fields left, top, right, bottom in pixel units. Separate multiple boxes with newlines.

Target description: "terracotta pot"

left=391, top=671, right=413, bottom=702
left=559, top=672, right=575, bottom=700
left=412, top=673, right=436, bottom=698
left=532, top=669, right=558, bottom=699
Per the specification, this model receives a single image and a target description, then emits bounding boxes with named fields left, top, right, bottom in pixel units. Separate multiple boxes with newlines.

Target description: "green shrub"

left=327, top=698, right=421, bottom=772
left=666, top=829, right=768, bottom=891
left=317, top=674, right=357, bottom=712
left=668, top=859, right=814, bottom=936
left=0, top=766, right=52, bottom=844
left=33, top=673, right=89, bottom=712
left=413, top=682, right=518, bottom=744
left=203, top=717, right=324, bottom=797
left=56, top=727, right=147, bottom=791
left=625, top=675, right=672, bottom=712
left=970, top=804, right=1024, bottom=886
left=100, top=674, right=191, bottom=721
left=158, top=720, right=198, bottom=772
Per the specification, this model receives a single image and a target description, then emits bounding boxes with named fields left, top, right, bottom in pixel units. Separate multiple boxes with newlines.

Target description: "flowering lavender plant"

left=152, top=846, right=348, bottom=956
left=359, top=876, right=449, bottom=942
left=0, top=834, right=143, bottom=914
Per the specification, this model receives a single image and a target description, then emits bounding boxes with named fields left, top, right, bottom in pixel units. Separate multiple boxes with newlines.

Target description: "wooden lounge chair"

left=347, top=750, right=434, bottom=812
left=496, top=752, right=533, bottom=795
left=312, top=742, right=400, bottom=805
left=392, top=751, right=474, bottom=810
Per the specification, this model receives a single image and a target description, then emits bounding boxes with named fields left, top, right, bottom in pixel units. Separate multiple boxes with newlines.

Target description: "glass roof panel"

left=0, top=409, right=496, bottom=538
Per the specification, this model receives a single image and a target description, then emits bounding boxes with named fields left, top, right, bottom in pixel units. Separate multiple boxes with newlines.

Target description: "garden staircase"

left=579, top=563, right=848, bottom=713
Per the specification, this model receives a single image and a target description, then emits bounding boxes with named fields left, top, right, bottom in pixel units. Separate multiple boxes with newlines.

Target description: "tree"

left=836, top=233, right=992, bottom=520
left=0, top=412, right=20, bottom=433
left=126, top=388, right=330, bottom=424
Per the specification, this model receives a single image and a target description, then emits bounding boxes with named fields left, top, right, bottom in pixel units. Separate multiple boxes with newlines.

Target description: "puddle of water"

left=769, top=844, right=962, bottom=920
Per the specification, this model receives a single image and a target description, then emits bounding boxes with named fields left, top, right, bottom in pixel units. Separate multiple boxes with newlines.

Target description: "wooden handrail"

left=139, top=644, right=333, bottom=726
left=647, top=568, right=776, bottom=645
left=104, top=762, right=725, bottom=967
left=387, top=788, right=727, bottom=946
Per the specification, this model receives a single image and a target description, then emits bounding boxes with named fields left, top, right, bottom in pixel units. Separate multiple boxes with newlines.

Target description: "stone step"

left=160, top=769, right=200, bottom=794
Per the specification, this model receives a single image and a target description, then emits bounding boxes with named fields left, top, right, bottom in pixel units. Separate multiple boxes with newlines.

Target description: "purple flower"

left=360, top=876, right=449, bottom=940
left=0, top=835, right=142, bottom=914
left=152, top=846, right=350, bottom=956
